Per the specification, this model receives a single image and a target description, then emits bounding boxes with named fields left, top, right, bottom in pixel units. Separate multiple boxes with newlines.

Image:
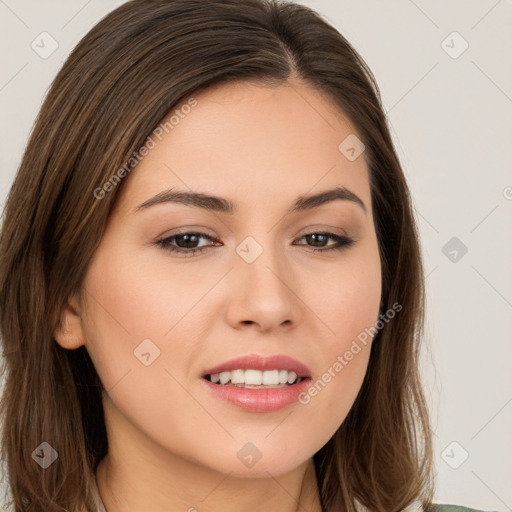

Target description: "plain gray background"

left=0, top=0, right=511, bottom=510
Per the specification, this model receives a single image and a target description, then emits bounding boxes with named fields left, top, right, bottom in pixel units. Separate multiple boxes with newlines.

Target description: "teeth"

left=207, top=369, right=303, bottom=387
left=230, top=369, right=244, bottom=384
left=287, top=371, right=297, bottom=384
left=262, top=369, right=279, bottom=385
left=245, top=369, right=262, bottom=385
left=219, top=372, right=230, bottom=385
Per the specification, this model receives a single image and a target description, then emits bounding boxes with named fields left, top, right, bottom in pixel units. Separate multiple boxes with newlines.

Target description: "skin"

left=54, top=79, right=382, bottom=512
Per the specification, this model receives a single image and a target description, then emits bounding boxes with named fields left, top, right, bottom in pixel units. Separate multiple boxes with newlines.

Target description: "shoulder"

left=431, top=504, right=499, bottom=512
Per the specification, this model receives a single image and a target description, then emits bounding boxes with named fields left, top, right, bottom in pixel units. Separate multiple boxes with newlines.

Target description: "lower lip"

left=201, top=377, right=311, bottom=412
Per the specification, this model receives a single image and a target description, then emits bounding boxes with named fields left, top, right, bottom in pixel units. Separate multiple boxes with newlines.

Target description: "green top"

left=433, top=505, right=498, bottom=512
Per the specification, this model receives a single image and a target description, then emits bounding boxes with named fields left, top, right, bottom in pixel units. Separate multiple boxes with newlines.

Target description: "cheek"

left=295, top=242, right=381, bottom=437
left=79, top=247, right=213, bottom=457
left=78, top=242, right=177, bottom=391
left=81, top=240, right=204, bottom=347
left=79, top=239, right=216, bottom=417
left=304, top=239, right=382, bottom=344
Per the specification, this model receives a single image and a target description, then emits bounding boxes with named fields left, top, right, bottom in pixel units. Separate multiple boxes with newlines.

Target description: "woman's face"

left=71, top=79, right=381, bottom=477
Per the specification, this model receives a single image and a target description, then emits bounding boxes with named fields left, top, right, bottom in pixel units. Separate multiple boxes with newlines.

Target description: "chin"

left=200, top=441, right=313, bottom=479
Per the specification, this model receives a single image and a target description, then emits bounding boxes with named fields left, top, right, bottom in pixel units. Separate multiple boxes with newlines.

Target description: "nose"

left=224, top=242, right=302, bottom=333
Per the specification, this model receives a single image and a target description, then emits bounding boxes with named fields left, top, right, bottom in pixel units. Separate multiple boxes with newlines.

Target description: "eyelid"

left=291, top=224, right=349, bottom=239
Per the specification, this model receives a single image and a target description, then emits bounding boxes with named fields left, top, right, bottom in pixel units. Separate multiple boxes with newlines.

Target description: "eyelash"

left=156, top=231, right=355, bottom=256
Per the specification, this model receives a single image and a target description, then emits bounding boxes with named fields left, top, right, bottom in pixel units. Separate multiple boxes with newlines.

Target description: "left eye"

left=156, top=231, right=355, bottom=257
left=295, top=232, right=355, bottom=252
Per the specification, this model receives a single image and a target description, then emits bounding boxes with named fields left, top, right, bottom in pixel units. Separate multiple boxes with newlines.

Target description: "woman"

left=0, top=0, right=495, bottom=511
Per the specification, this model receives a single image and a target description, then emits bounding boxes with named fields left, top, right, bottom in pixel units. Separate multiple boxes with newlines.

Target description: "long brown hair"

left=0, top=0, right=434, bottom=510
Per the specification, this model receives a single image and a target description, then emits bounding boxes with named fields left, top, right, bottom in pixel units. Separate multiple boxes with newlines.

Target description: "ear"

left=53, top=294, right=86, bottom=350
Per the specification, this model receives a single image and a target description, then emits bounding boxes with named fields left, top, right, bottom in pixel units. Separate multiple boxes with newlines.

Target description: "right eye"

left=156, top=232, right=221, bottom=256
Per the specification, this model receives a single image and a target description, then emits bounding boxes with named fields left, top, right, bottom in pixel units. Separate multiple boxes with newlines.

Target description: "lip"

left=201, top=353, right=312, bottom=413
left=201, top=353, right=311, bottom=378
left=201, top=377, right=311, bottom=412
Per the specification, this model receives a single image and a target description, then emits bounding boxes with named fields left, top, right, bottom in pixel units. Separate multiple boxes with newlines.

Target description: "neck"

left=95, top=396, right=322, bottom=512
left=96, top=453, right=321, bottom=512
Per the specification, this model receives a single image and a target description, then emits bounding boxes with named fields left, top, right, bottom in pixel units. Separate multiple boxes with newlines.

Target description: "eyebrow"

left=134, top=185, right=367, bottom=215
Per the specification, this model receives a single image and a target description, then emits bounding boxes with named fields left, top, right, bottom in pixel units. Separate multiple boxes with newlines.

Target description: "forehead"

left=115, top=79, right=371, bottom=216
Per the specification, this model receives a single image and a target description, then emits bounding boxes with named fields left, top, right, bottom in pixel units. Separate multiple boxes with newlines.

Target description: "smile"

left=201, top=354, right=312, bottom=412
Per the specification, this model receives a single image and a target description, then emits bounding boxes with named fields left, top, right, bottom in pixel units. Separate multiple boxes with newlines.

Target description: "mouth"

left=204, top=368, right=307, bottom=389
left=201, top=354, right=312, bottom=412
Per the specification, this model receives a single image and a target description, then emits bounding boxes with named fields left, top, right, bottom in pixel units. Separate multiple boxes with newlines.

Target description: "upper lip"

left=202, top=354, right=311, bottom=378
